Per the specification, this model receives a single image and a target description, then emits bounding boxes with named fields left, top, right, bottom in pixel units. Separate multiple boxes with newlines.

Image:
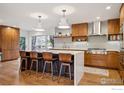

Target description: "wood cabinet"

left=90, top=54, right=107, bottom=67
left=120, top=4, right=124, bottom=26
left=107, top=51, right=119, bottom=69
left=0, top=25, right=20, bottom=61
left=72, top=23, right=88, bottom=36
left=84, top=51, right=119, bottom=69
left=108, top=18, right=120, bottom=35
left=72, top=24, right=79, bottom=36
left=119, top=64, right=124, bottom=80
left=84, top=51, right=91, bottom=65
left=72, top=23, right=88, bottom=41
left=85, top=53, right=107, bottom=68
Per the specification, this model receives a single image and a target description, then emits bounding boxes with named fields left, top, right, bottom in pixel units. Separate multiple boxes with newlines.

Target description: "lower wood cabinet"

left=84, top=51, right=119, bottom=69
left=107, top=51, right=119, bottom=69
left=84, top=51, right=91, bottom=65
left=90, top=54, right=107, bottom=67
left=119, top=63, right=124, bottom=80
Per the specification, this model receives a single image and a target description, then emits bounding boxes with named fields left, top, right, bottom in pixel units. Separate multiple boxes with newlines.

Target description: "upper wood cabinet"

left=108, top=18, right=120, bottom=35
left=72, top=23, right=88, bottom=36
left=120, top=4, right=124, bottom=26
left=72, top=24, right=79, bottom=36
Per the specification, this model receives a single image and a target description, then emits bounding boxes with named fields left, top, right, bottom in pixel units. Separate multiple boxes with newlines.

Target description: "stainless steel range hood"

left=89, top=21, right=106, bottom=36
left=93, top=21, right=101, bottom=35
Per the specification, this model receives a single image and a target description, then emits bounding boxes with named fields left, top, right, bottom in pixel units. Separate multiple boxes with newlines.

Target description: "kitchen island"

left=21, top=50, right=84, bottom=85
left=43, top=50, right=84, bottom=85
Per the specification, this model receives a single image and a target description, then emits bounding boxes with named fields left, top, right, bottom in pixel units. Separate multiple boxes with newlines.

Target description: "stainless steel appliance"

left=87, top=48, right=107, bottom=55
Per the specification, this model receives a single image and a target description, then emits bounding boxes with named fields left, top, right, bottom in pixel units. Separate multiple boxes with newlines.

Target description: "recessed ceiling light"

left=96, top=17, right=100, bottom=20
left=106, top=6, right=111, bottom=10
left=30, top=12, right=48, bottom=19
left=53, top=5, right=75, bottom=15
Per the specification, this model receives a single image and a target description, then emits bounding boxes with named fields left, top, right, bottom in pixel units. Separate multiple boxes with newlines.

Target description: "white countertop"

left=51, top=48, right=87, bottom=51
left=25, top=50, right=83, bottom=55
left=52, top=48, right=120, bottom=52
left=45, top=50, right=83, bottom=55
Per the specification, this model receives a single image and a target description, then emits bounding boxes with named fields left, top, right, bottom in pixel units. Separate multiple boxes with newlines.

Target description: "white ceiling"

left=0, top=3, right=121, bottom=32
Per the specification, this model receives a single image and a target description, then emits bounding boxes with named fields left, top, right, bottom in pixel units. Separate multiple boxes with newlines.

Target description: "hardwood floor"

left=79, top=68, right=123, bottom=85
left=0, top=60, right=74, bottom=85
left=0, top=60, right=123, bottom=85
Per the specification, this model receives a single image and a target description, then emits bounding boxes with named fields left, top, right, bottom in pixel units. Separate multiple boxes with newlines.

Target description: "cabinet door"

left=1, top=28, right=12, bottom=49
left=84, top=53, right=91, bottom=65
left=114, top=19, right=120, bottom=34
left=78, top=23, right=88, bottom=36
left=120, top=4, right=124, bottom=26
left=108, top=19, right=120, bottom=34
left=91, top=54, right=107, bottom=67
left=12, top=29, right=19, bottom=50
left=72, top=24, right=79, bottom=36
left=11, top=29, right=19, bottom=59
left=107, top=52, right=119, bottom=69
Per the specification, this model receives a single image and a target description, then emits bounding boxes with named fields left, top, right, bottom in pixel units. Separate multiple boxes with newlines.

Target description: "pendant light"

left=57, top=9, right=70, bottom=29
left=34, top=16, right=45, bottom=31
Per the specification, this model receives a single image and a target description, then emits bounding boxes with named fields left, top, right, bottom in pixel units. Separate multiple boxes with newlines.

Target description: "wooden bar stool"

left=42, top=52, right=57, bottom=80
left=30, top=52, right=39, bottom=73
left=20, top=51, right=27, bottom=71
left=58, top=53, right=72, bottom=81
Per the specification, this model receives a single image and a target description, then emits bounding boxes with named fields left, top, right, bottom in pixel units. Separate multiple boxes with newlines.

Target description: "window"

left=32, top=35, right=54, bottom=51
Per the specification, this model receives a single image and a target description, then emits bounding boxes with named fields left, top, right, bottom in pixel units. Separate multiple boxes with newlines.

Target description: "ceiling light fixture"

left=106, top=6, right=111, bottom=10
left=34, top=16, right=45, bottom=31
left=53, top=5, right=75, bottom=15
left=30, top=12, right=48, bottom=19
left=57, top=9, right=70, bottom=29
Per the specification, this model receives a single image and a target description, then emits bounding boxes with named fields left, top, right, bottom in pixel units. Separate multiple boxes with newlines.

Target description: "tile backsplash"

left=54, top=36, right=120, bottom=51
